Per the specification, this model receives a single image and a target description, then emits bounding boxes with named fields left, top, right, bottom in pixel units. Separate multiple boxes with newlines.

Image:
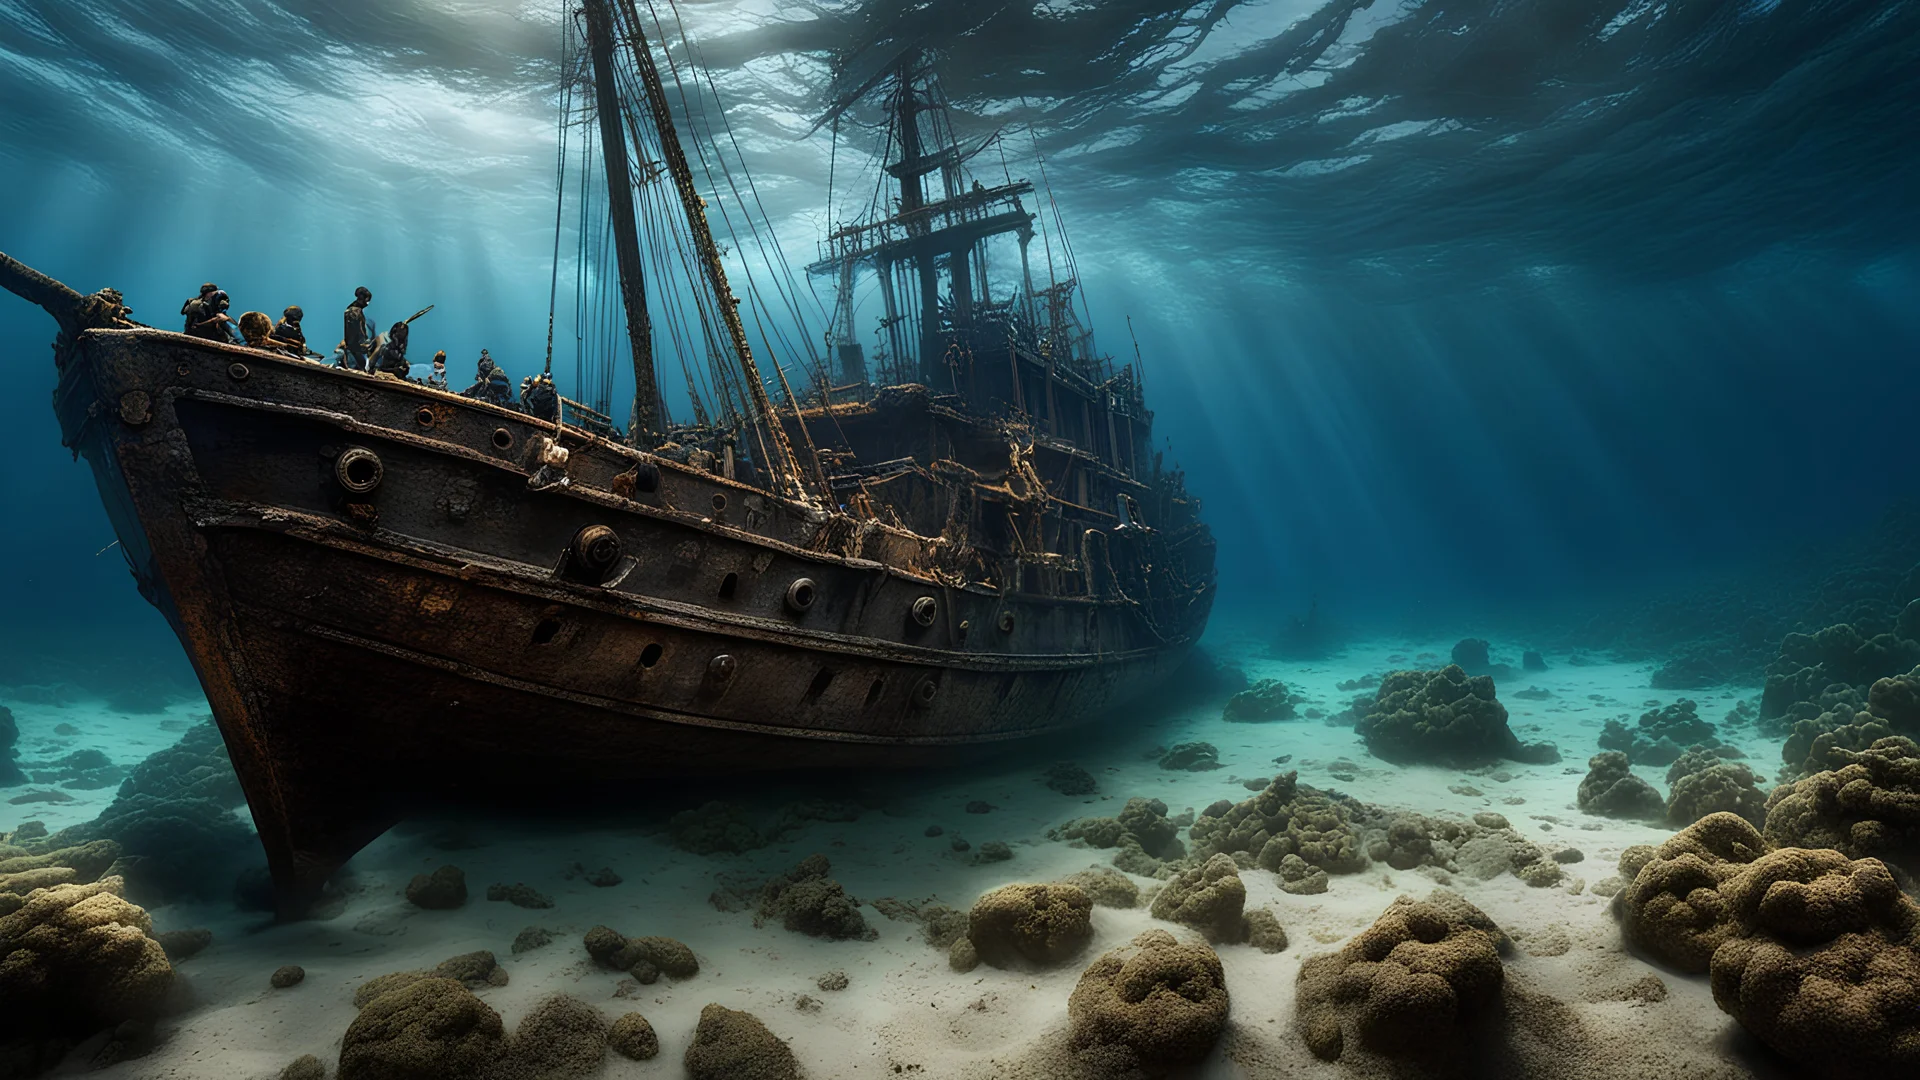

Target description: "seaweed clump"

left=1068, top=930, right=1229, bottom=1077
left=1356, top=666, right=1557, bottom=766
left=1294, top=890, right=1507, bottom=1069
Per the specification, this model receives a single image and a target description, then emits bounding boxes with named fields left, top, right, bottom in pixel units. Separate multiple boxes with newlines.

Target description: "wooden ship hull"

left=33, top=316, right=1213, bottom=901
left=4, top=1, right=1216, bottom=908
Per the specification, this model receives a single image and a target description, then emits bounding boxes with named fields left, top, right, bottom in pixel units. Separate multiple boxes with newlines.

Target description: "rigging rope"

left=544, top=5, right=576, bottom=378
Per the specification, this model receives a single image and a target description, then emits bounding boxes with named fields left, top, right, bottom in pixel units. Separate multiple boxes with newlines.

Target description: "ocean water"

left=2, top=1, right=1919, bottom=1077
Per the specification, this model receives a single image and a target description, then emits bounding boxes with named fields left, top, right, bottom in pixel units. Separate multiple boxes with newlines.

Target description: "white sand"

left=3, top=632, right=1797, bottom=1078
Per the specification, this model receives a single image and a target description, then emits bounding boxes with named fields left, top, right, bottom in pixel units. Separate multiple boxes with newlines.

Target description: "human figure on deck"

left=462, top=350, right=515, bottom=406
left=375, top=320, right=411, bottom=377
left=426, top=350, right=449, bottom=390
left=186, top=290, right=240, bottom=343
left=270, top=305, right=307, bottom=353
left=180, top=283, right=219, bottom=333
left=341, top=286, right=373, bottom=371
left=523, top=372, right=560, bottom=423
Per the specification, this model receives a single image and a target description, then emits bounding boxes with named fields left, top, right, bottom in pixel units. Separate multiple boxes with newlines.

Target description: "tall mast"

left=889, top=58, right=941, bottom=386
left=612, top=0, right=808, bottom=499
left=583, top=0, right=661, bottom=439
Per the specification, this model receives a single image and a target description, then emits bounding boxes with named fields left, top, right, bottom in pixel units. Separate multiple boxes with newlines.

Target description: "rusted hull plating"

left=53, top=329, right=1211, bottom=901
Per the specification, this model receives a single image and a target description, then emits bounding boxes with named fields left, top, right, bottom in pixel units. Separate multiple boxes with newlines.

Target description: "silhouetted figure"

left=341, top=286, right=373, bottom=371
left=187, top=290, right=240, bottom=343
left=180, top=282, right=218, bottom=333
left=426, top=350, right=449, bottom=391
left=523, top=372, right=559, bottom=422
left=375, top=320, right=411, bottom=377
left=270, top=305, right=307, bottom=353
left=462, top=350, right=515, bottom=406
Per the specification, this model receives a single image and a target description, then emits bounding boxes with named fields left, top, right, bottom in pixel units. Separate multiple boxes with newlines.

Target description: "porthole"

left=786, top=578, right=817, bottom=613
left=909, top=675, right=939, bottom=710
left=712, top=492, right=729, bottom=512
left=415, top=407, right=436, bottom=427
left=707, top=654, right=737, bottom=683
left=910, top=596, right=937, bottom=628
left=998, top=610, right=1015, bottom=634
left=639, top=643, right=663, bottom=668
left=335, top=447, right=383, bottom=494
left=228, top=363, right=249, bottom=381
left=492, top=427, right=514, bottom=450
left=570, top=525, right=622, bottom=583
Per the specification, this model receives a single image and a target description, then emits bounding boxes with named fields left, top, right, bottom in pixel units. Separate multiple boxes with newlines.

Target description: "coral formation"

left=0, top=874, right=174, bottom=1068
left=1613, top=812, right=1769, bottom=972
left=1149, top=854, right=1249, bottom=943
left=1763, top=736, right=1920, bottom=865
left=1043, top=762, right=1097, bottom=795
left=1294, top=890, right=1507, bottom=1067
left=966, top=882, right=1094, bottom=969
left=1060, top=866, right=1140, bottom=908
left=607, top=1012, right=659, bottom=1060
left=1051, top=797, right=1186, bottom=877
left=22, top=723, right=250, bottom=902
left=1665, top=754, right=1767, bottom=828
left=754, top=855, right=876, bottom=941
left=683, top=1004, right=799, bottom=1080
left=485, top=882, right=553, bottom=909
left=407, top=865, right=467, bottom=910
left=1188, top=772, right=1366, bottom=878
left=1597, top=698, right=1735, bottom=766
left=1222, top=679, right=1299, bottom=722
left=338, top=978, right=503, bottom=1080
left=1576, top=752, right=1665, bottom=820
left=1761, top=623, right=1920, bottom=722
left=499, top=993, right=607, bottom=1079
left=1356, top=666, right=1557, bottom=765
left=1451, top=638, right=1491, bottom=673
left=1708, top=848, right=1920, bottom=1078
left=1157, top=742, right=1220, bottom=771
left=584, top=926, right=700, bottom=981
left=1245, top=908, right=1289, bottom=953
left=1067, top=930, right=1230, bottom=1076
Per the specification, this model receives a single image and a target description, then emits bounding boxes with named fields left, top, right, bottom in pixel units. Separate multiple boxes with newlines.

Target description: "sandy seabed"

left=2, top=629, right=1800, bottom=1079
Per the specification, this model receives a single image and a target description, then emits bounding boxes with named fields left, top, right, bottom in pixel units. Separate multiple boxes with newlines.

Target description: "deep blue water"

left=3, top=0, right=1918, bottom=684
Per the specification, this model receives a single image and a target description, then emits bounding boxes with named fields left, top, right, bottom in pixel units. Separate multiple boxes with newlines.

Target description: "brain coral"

left=1295, top=890, right=1506, bottom=1067
left=1068, top=929, right=1230, bottom=1075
